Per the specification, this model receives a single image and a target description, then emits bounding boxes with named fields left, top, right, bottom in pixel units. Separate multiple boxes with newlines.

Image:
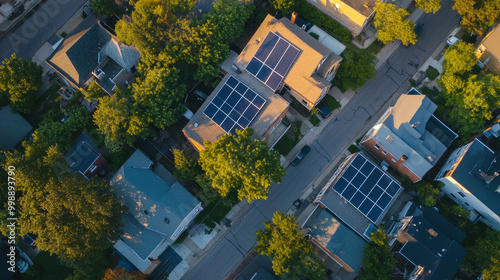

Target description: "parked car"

left=317, top=103, right=331, bottom=119
left=81, top=5, right=92, bottom=18
left=194, top=90, right=208, bottom=102
left=446, top=36, right=460, bottom=46
left=291, top=145, right=311, bottom=166
left=414, top=23, right=424, bottom=35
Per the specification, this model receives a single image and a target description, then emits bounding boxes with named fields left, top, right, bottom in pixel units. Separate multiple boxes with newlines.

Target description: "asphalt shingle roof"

left=0, top=106, right=32, bottom=150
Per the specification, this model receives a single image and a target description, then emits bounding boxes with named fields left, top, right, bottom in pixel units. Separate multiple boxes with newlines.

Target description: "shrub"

left=348, top=144, right=360, bottom=153
left=322, top=95, right=341, bottom=111
left=173, top=231, right=189, bottom=244
left=426, top=66, right=440, bottom=80
left=309, top=32, right=320, bottom=40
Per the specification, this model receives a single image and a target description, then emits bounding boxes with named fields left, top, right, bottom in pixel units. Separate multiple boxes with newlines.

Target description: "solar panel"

left=330, top=154, right=403, bottom=223
left=203, top=76, right=266, bottom=134
left=245, top=31, right=301, bottom=92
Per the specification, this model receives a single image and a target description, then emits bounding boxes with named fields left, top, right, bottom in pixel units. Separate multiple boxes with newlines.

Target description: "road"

left=0, top=0, right=86, bottom=61
left=182, top=0, right=461, bottom=279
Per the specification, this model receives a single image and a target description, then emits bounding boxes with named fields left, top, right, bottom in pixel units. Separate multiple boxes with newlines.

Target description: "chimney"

left=364, top=2, right=370, bottom=8
left=480, top=170, right=499, bottom=184
left=400, top=155, right=408, bottom=162
left=291, top=12, right=298, bottom=25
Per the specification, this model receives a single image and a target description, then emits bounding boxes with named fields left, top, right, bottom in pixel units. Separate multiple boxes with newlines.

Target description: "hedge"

left=296, top=0, right=352, bottom=43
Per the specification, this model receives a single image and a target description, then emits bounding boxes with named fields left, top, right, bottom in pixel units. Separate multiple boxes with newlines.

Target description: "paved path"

left=182, top=0, right=461, bottom=279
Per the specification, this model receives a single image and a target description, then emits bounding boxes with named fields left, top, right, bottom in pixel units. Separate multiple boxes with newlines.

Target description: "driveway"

left=181, top=0, right=461, bottom=279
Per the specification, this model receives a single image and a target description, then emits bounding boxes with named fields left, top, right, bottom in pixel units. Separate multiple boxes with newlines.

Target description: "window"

left=386, top=135, right=394, bottom=143
left=374, top=144, right=381, bottom=150
left=301, top=99, right=308, bottom=106
left=458, top=192, right=466, bottom=198
left=450, top=193, right=456, bottom=198
left=391, top=158, right=397, bottom=163
left=464, top=202, right=470, bottom=207
left=382, top=150, right=387, bottom=155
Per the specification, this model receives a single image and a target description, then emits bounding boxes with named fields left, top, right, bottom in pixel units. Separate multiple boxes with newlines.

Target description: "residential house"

left=435, top=138, right=500, bottom=230
left=0, top=0, right=23, bottom=18
left=111, top=149, right=203, bottom=274
left=306, top=0, right=376, bottom=36
left=0, top=106, right=32, bottom=151
left=388, top=204, right=467, bottom=280
left=476, top=24, right=500, bottom=73
left=45, top=22, right=140, bottom=96
left=183, top=15, right=343, bottom=150
left=303, top=152, right=403, bottom=273
left=361, top=88, right=457, bottom=182
left=66, top=133, right=107, bottom=179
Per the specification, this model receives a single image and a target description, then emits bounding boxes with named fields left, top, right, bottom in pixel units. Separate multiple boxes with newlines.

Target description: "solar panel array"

left=203, top=76, right=266, bottom=135
left=245, top=31, right=300, bottom=92
left=331, top=154, right=402, bottom=223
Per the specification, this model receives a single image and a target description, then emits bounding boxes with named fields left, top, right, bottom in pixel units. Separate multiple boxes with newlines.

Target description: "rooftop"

left=120, top=212, right=165, bottom=260
left=66, top=133, right=101, bottom=175
left=481, top=24, right=500, bottom=59
left=0, top=106, right=32, bottom=150
left=110, top=149, right=200, bottom=238
left=46, top=22, right=140, bottom=89
left=398, top=209, right=466, bottom=280
left=449, top=139, right=500, bottom=216
left=367, top=89, right=457, bottom=179
left=304, top=207, right=367, bottom=271
left=183, top=51, right=289, bottom=149
left=237, top=15, right=341, bottom=105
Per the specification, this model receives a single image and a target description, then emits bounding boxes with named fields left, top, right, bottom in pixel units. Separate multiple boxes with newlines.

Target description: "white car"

left=446, top=36, right=460, bottom=46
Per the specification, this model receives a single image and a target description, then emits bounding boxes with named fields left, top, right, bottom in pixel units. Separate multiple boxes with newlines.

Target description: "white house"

left=435, top=138, right=500, bottom=230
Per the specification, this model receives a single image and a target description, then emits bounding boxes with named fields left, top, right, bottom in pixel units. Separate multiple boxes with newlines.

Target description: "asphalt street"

left=0, top=0, right=87, bottom=61
left=182, top=0, right=461, bottom=279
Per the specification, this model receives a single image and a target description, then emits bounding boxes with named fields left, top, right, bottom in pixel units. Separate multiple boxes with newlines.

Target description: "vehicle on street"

left=446, top=36, right=460, bottom=46
left=81, top=5, right=92, bottom=18
left=291, top=145, right=311, bottom=166
left=317, top=103, right=331, bottom=119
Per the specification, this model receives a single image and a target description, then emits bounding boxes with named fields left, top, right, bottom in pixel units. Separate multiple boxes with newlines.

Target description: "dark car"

left=81, top=5, right=92, bottom=18
left=317, top=103, right=331, bottom=119
left=291, top=145, right=311, bottom=166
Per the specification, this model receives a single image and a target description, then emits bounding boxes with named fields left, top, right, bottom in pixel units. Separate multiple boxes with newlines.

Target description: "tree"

left=414, top=181, right=439, bottom=207
left=358, top=228, right=396, bottom=280
left=374, top=1, right=417, bottom=46
left=93, top=88, right=148, bottom=153
left=132, top=67, right=186, bottom=129
left=441, top=42, right=477, bottom=78
left=453, top=0, right=500, bottom=34
left=483, top=256, right=500, bottom=280
left=463, top=228, right=500, bottom=276
left=89, top=0, right=116, bottom=17
left=199, top=128, right=285, bottom=202
left=4, top=143, right=123, bottom=272
left=415, top=0, right=441, bottom=13
left=255, top=212, right=327, bottom=280
left=84, top=81, right=109, bottom=102
left=335, top=48, right=376, bottom=91
left=173, top=149, right=202, bottom=182
left=0, top=53, right=43, bottom=113
left=102, top=266, right=145, bottom=280
left=271, top=0, right=296, bottom=15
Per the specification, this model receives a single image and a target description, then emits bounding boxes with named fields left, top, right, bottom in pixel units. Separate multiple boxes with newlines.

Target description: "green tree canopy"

left=3, top=143, right=123, bottom=271
left=271, top=0, right=296, bottom=15
left=132, top=67, right=186, bottom=129
left=335, top=48, right=376, bottom=91
left=255, top=212, right=327, bottom=280
left=358, top=228, right=396, bottom=280
left=0, top=53, right=43, bottom=113
left=93, top=88, right=147, bottom=153
left=102, top=266, right=146, bottom=280
left=453, top=0, right=500, bottom=34
left=463, top=228, right=500, bottom=276
left=441, top=42, right=477, bottom=78
left=84, top=81, right=109, bottom=102
left=374, top=1, right=417, bottom=46
left=173, top=148, right=202, bottom=182
left=415, top=0, right=441, bottom=13
left=89, top=0, right=116, bottom=16
left=199, top=128, right=285, bottom=202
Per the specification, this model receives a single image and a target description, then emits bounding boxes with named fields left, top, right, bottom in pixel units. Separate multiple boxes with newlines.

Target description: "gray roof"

left=46, top=23, right=140, bottom=88
left=111, top=150, right=200, bottom=238
left=120, top=212, right=165, bottom=260
left=0, top=106, right=33, bottom=150
left=250, top=268, right=277, bottom=280
left=450, top=139, right=500, bottom=216
left=370, top=89, right=457, bottom=178
left=398, top=212, right=466, bottom=280
left=66, top=134, right=100, bottom=175
left=307, top=208, right=367, bottom=271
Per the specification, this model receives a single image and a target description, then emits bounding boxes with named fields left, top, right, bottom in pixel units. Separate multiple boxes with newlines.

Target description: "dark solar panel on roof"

left=330, top=153, right=403, bottom=223
left=245, top=31, right=300, bottom=91
left=203, top=76, right=266, bottom=134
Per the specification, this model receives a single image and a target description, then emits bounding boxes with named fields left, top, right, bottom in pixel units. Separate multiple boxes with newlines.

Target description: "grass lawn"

left=274, top=135, right=300, bottom=156
left=194, top=201, right=232, bottom=229
left=38, top=82, right=61, bottom=103
left=23, top=251, right=73, bottom=280
left=309, top=114, right=320, bottom=126
left=348, top=144, right=360, bottom=153
left=322, top=95, right=341, bottom=111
